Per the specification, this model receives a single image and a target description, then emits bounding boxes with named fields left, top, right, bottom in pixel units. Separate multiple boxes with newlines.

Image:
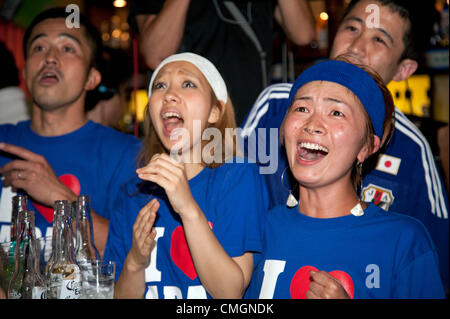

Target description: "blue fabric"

left=288, top=60, right=385, bottom=139
left=0, top=120, right=142, bottom=241
left=240, top=83, right=449, bottom=293
left=104, top=159, right=269, bottom=299
left=245, top=204, right=445, bottom=299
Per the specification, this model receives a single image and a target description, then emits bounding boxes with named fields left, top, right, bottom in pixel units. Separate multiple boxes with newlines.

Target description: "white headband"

left=147, top=52, right=228, bottom=104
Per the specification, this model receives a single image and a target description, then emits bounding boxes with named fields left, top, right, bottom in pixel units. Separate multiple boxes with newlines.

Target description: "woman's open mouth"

left=297, top=141, right=329, bottom=162
left=162, top=111, right=184, bottom=137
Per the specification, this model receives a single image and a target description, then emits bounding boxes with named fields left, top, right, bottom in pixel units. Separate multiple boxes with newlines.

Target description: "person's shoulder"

left=0, top=122, right=15, bottom=134
left=265, top=204, right=295, bottom=225
left=368, top=204, right=435, bottom=245
left=210, top=158, right=263, bottom=182
left=388, top=108, right=441, bottom=180
left=268, top=204, right=290, bottom=215
left=392, top=108, right=431, bottom=149
left=255, top=83, right=292, bottom=104
left=241, top=82, right=293, bottom=135
left=220, top=157, right=262, bottom=171
left=0, top=120, right=29, bottom=135
left=263, top=82, right=293, bottom=93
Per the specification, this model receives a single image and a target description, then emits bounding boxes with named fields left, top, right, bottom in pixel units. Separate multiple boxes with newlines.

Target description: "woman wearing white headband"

left=105, top=53, right=269, bottom=298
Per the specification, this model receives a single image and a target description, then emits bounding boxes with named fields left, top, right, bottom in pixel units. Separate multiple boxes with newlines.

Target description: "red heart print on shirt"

left=329, top=270, right=355, bottom=298
left=32, top=174, right=81, bottom=223
left=290, top=265, right=354, bottom=299
left=170, top=222, right=213, bottom=280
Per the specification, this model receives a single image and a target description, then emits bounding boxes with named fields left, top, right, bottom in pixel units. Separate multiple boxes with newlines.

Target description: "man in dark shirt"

left=128, top=0, right=315, bottom=125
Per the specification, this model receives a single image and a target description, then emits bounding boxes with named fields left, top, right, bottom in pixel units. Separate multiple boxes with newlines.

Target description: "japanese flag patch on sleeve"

left=375, top=154, right=401, bottom=175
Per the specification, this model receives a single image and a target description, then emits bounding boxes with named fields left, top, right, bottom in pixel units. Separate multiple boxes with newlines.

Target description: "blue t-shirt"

left=239, top=83, right=449, bottom=292
left=104, top=159, right=269, bottom=299
left=0, top=120, right=142, bottom=241
left=246, top=204, right=445, bottom=299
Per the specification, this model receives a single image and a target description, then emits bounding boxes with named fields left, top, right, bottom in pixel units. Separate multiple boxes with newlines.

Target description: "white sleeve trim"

left=394, top=109, right=448, bottom=219
left=241, top=83, right=292, bottom=138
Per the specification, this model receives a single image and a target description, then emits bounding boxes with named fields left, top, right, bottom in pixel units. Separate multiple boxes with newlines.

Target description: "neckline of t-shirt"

left=24, top=120, right=96, bottom=144
left=286, top=202, right=378, bottom=229
left=187, top=159, right=240, bottom=189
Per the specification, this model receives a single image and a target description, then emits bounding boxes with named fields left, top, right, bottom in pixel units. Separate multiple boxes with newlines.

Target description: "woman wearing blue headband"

left=245, top=59, right=445, bottom=299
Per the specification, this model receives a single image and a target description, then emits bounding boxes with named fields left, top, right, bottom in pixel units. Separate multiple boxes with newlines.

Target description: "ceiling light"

left=113, top=0, right=127, bottom=8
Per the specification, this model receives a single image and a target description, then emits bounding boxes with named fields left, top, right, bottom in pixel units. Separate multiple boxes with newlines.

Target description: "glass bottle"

left=10, top=195, right=28, bottom=243
left=8, top=210, right=46, bottom=299
left=2, top=195, right=27, bottom=294
left=74, top=195, right=99, bottom=264
left=45, top=200, right=73, bottom=285
left=47, top=200, right=81, bottom=299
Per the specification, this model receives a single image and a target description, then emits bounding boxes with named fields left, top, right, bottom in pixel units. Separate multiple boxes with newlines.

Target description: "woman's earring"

left=281, top=167, right=298, bottom=208
left=286, top=192, right=299, bottom=208
left=356, top=161, right=363, bottom=192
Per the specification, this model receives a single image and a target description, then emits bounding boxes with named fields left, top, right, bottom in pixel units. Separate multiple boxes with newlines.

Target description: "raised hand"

left=0, top=143, right=77, bottom=205
left=306, top=270, right=351, bottom=299
left=128, top=198, right=159, bottom=271
left=136, top=153, right=197, bottom=217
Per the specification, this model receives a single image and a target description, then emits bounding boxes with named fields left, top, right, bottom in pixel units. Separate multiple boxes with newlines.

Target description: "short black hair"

left=0, top=41, right=20, bottom=88
left=341, top=0, right=435, bottom=63
left=22, top=7, right=102, bottom=69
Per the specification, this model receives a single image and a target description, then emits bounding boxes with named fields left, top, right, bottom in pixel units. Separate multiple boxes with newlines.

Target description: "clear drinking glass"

left=80, top=260, right=115, bottom=299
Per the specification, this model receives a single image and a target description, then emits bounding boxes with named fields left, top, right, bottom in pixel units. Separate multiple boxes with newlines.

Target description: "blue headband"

left=287, top=60, right=385, bottom=139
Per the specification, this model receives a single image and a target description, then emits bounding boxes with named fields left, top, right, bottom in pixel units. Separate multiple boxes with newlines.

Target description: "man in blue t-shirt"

left=0, top=8, right=141, bottom=258
left=240, top=0, right=449, bottom=293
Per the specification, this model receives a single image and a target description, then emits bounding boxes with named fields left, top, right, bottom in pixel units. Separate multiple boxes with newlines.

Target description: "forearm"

left=50, top=186, right=77, bottom=205
left=180, top=204, right=248, bottom=299
left=276, top=0, right=315, bottom=45
left=137, top=0, right=190, bottom=69
left=114, top=255, right=146, bottom=299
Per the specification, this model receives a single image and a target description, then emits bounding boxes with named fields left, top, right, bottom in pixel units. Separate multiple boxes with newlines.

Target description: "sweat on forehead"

left=148, top=53, right=228, bottom=104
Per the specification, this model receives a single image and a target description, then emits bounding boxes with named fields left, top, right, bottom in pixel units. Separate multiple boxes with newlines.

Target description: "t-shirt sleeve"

left=392, top=218, right=446, bottom=298
left=104, top=186, right=134, bottom=282
left=393, top=250, right=445, bottom=298
left=211, top=162, right=269, bottom=258
left=101, top=138, right=141, bottom=220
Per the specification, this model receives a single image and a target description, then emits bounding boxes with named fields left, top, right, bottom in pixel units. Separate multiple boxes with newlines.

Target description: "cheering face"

left=24, top=18, right=98, bottom=112
left=283, top=81, right=371, bottom=189
left=148, top=61, right=221, bottom=155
